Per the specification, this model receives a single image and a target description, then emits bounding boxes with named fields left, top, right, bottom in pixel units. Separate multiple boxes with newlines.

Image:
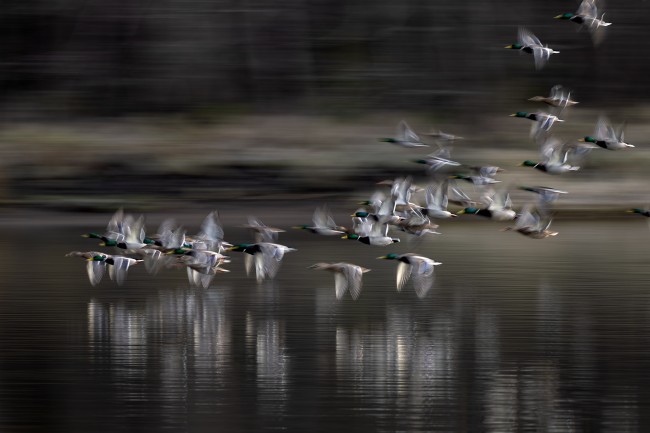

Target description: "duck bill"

left=377, top=256, right=388, bottom=259
left=504, top=45, right=514, bottom=49
left=553, top=15, right=563, bottom=19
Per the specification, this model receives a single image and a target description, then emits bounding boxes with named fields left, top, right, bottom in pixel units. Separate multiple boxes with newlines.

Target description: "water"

left=1, top=217, right=650, bottom=432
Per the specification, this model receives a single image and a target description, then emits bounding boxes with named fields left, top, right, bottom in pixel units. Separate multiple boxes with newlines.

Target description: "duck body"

left=580, top=116, right=633, bottom=150
left=310, top=262, right=370, bottom=300
left=378, top=253, right=442, bottom=298
left=505, top=27, right=559, bottom=69
left=228, top=242, right=296, bottom=282
left=380, top=120, right=428, bottom=148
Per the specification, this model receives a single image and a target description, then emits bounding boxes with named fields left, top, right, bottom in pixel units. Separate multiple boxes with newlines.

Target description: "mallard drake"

left=82, top=208, right=128, bottom=244
left=379, top=120, right=429, bottom=148
left=449, top=174, right=501, bottom=186
left=342, top=216, right=400, bottom=246
left=378, top=253, right=442, bottom=298
left=510, top=111, right=564, bottom=134
left=294, top=205, right=345, bottom=236
left=628, top=207, right=650, bottom=218
left=579, top=116, right=634, bottom=150
left=66, top=251, right=110, bottom=286
left=66, top=251, right=142, bottom=286
left=420, top=180, right=457, bottom=219
left=458, top=188, right=516, bottom=221
left=555, top=0, right=611, bottom=44
left=520, top=135, right=581, bottom=174
left=227, top=242, right=296, bottom=282
left=502, top=204, right=558, bottom=239
left=414, top=155, right=462, bottom=173
left=505, top=27, right=560, bottom=70
left=309, top=262, right=370, bottom=300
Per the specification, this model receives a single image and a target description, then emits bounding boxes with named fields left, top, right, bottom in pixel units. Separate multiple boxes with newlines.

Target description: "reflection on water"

left=1, top=221, right=650, bottom=431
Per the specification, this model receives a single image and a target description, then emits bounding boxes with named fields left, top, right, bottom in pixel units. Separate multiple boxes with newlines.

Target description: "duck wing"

left=396, top=261, right=412, bottom=292
left=344, top=264, right=365, bottom=300
left=86, top=260, right=106, bottom=286
left=519, top=27, right=542, bottom=47
left=410, top=256, right=437, bottom=299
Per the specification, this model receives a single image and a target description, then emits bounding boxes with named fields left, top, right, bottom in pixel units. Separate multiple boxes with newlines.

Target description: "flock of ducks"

left=67, top=0, right=649, bottom=300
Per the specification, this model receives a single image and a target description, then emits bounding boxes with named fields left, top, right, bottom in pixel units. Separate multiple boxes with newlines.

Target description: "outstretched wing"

left=577, top=0, right=597, bottom=19
left=334, top=271, right=349, bottom=300
left=410, top=257, right=436, bottom=299
left=519, top=27, right=542, bottom=47
left=396, top=262, right=411, bottom=292
left=86, top=261, right=105, bottom=286
left=344, top=265, right=364, bottom=300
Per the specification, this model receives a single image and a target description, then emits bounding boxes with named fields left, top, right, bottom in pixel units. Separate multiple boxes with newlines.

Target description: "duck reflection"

left=87, top=287, right=234, bottom=407
left=335, top=305, right=458, bottom=430
left=245, top=313, right=290, bottom=420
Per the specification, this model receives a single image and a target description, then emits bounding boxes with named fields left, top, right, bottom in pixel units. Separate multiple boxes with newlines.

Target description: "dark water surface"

left=1, top=219, right=650, bottom=432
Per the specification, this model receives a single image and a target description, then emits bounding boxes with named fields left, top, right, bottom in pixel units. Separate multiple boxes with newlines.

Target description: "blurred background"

left=0, top=0, right=648, bottom=213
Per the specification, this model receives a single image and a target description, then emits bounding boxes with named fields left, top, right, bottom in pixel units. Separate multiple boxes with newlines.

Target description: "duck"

left=528, top=85, right=579, bottom=111
left=342, top=216, right=400, bottom=246
left=505, top=27, right=560, bottom=70
left=66, top=251, right=143, bottom=286
left=294, top=205, right=345, bottom=236
left=241, top=216, right=285, bottom=243
left=82, top=208, right=129, bottom=244
left=628, top=207, right=650, bottom=218
left=66, top=251, right=110, bottom=286
left=309, top=262, right=370, bottom=300
left=458, top=188, right=516, bottom=221
left=392, top=213, right=440, bottom=237
left=579, top=116, right=634, bottom=150
left=175, top=249, right=230, bottom=288
left=520, top=135, right=582, bottom=174
left=379, top=120, right=429, bottom=148
left=227, top=242, right=296, bottom=282
left=510, top=111, right=564, bottom=133
left=502, top=204, right=558, bottom=239
left=449, top=174, right=501, bottom=186
left=420, top=180, right=458, bottom=219
left=378, top=253, right=442, bottom=298
left=186, top=210, right=231, bottom=253
left=519, top=186, right=567, bottom=217
left=555, top=0, right=611, bottom=44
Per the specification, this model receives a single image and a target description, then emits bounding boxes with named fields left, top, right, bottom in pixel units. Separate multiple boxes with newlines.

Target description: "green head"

left=89, top=254, right=107, bottom=262
left=166, top=248, right=187, bottom=255
left=82, top=232, right=102, bottom=239
left=100, top=239, right=119, bottom=247
left=554, top=12, right=573, bottom=20
left=378, top=253, right=399, bottom=260
left=521, top=160, right=538, bottom=167
left=352, top=211, right=370, bottom=218
left=628, top=208, right=646, bottom=214
left=379, top=138, right=397, bottom=143
left=462, top=207, right=480, bottom=214
left=581, top=136, right=597, bottom=143
left=227, top=244, right=253, bottom=252
left=143, top=238, right=156, bottom=245
left=505, top=43, right=523, bottom=50
left=343, top=234, right=360, bottom=240
left=510, top=111, right=529, bottom=118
